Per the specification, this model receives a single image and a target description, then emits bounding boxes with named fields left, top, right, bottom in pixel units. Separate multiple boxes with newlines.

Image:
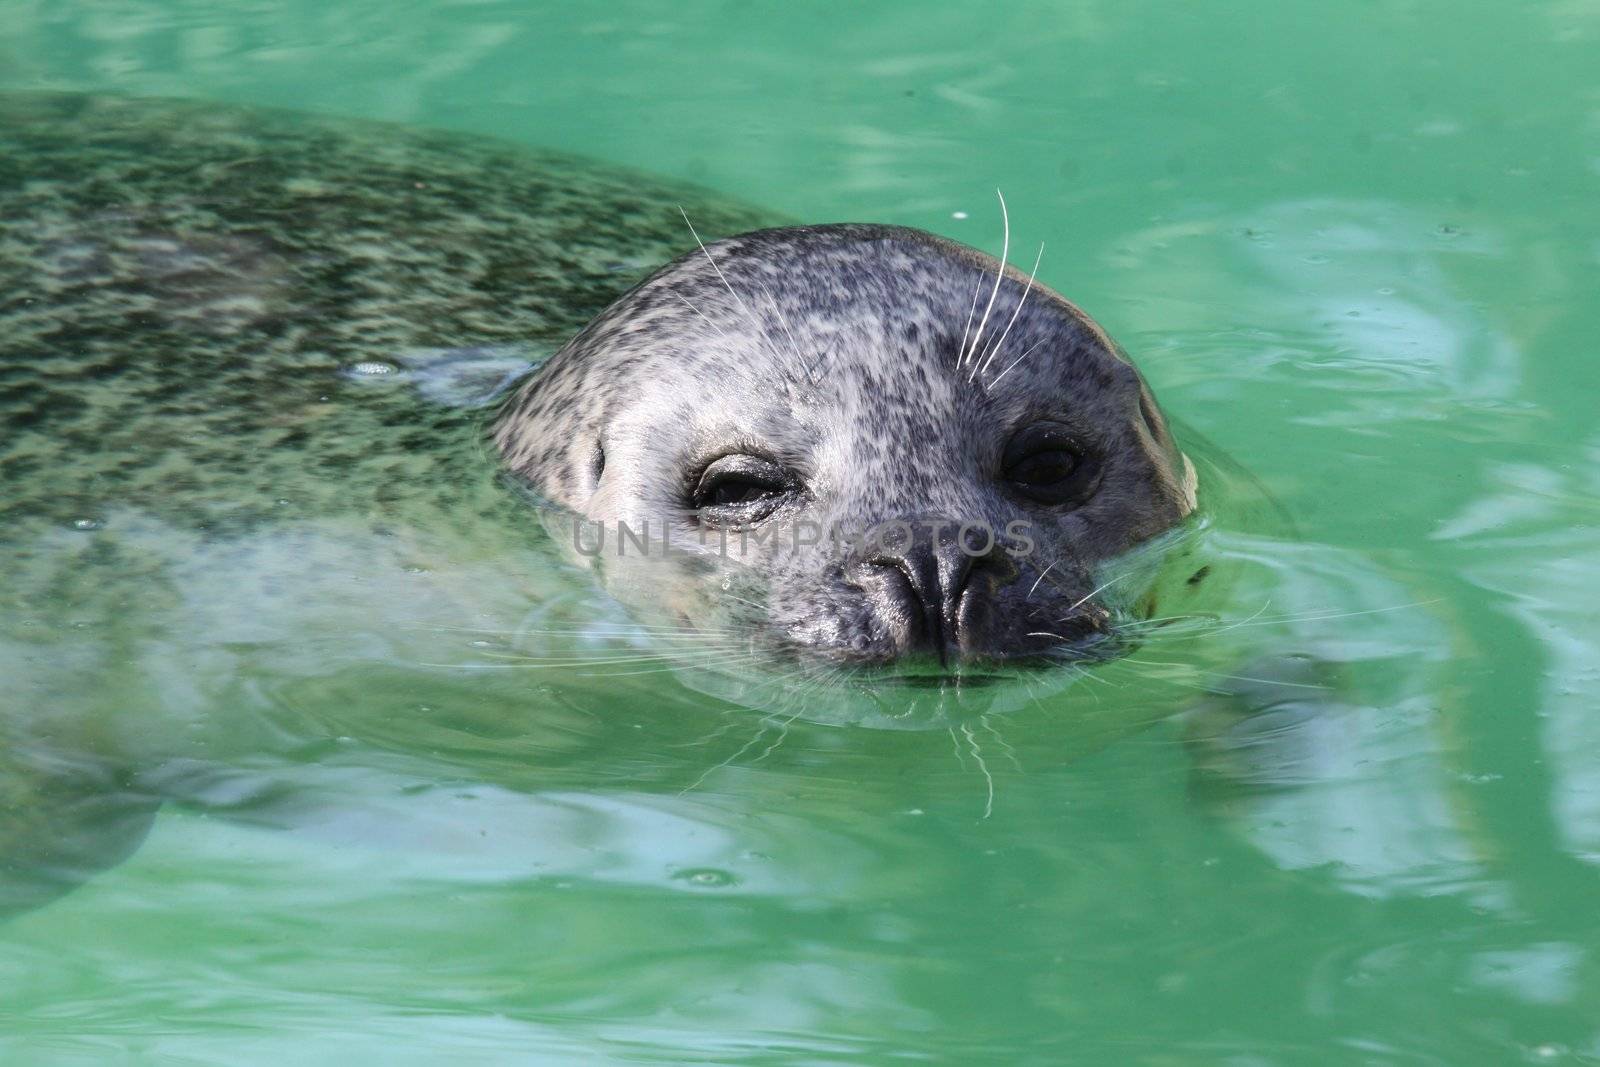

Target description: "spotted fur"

left=0, top=92, right=775, bottom=539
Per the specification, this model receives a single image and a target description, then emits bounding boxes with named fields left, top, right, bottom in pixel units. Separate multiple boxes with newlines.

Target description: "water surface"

left=2, top=2, right=1599, bottom=1063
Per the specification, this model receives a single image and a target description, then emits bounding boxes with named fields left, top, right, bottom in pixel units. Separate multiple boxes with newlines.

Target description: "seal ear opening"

left=1138, top=387, right=1169, bottom=445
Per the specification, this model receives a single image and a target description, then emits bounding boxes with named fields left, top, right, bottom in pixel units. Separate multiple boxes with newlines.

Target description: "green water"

left=3, top=2, right=1599, bottom=1063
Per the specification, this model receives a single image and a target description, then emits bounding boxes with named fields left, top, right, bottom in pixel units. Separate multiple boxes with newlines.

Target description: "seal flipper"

left=340, top=345, right=550, bottom=409
left=0, top=750, right=160, bottom=918
left=1179, top=652, right=1346, bottom=804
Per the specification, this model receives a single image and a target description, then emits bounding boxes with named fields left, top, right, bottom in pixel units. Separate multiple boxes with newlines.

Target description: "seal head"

left=495, top=224, right=1196, bottom=673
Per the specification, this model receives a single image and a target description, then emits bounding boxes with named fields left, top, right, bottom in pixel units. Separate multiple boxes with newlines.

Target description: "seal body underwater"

left=0, top=92, right=1224, bottom=911
left=0, top=92, right=779, bottom=911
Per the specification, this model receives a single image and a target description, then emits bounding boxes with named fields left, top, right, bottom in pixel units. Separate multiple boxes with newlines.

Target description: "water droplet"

left=673, top=868, right=737, bottom=889
left=951, top=211, right=969, bottom=220
left=469, top=639, right=493, bottom=648
left=347, top=360, right=399, bottom=378
left=71, top=518, right=104, bottom=531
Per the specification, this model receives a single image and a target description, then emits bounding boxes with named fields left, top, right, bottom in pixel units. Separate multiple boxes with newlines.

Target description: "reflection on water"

left=1440, top=436, right=1600, bottom=866
left=5, top=1, right=1600, bottom=1062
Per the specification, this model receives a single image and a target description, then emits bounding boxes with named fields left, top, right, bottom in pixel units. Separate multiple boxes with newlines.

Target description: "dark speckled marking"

left=0, top=92, right=776, bottom=537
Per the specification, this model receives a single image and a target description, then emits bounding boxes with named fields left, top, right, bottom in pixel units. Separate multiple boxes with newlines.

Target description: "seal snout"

left=849, top=529, right=1019, bottom=665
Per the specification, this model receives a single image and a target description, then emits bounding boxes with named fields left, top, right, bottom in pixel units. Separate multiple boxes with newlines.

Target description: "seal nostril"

left=855, top=539, right=1020, bottom=663
left=852, top=552, right=939, bottom=658
left=874, top=554, right=934, bottom=627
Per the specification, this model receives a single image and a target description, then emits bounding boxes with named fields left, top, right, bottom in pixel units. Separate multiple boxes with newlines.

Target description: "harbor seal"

left=1, top=92, right=1205, bottom=696
left=0, top=91, right=1236, bottom=912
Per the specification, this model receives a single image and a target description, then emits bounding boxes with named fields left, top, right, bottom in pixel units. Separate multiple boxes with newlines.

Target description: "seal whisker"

left=1061, top=664, right=1114, bottom=694
left=413, top=624, right=742, bottom=636
left=468, top=644, right=746, bottom=665
left=1115, top=614, right=1217, bottom=630
left=971, top=240, right=1044, bottom=384
left=720, top=591, right=767, bottom=614
left=957, top=269, right=983, bottom=370
left=1121, top=658, right=1334, bottom=690
left=1191, top=597, right=1273, bottom=637
left=670, top=289, right=732, bottom=339
left=1110, top=602, right=1274, bottom=648
left=1114, top=621, right=1229, bottom=644
left=959, top=721, right=996, bottom=820
left=678, top=716, right=775, bottom=796
left=1126, top=599, right=1439, bottom=646
left=678, top=207, right=769, bottom=342
left=1019, top=672, right=1056, bottom=713
left=1066, top=667, right=1104, bottom=706
left=947, top=726, right=968, bottom=771
left=961, top=188, right=1011, bottom=368
left=419, top=647, right=754, bottom=672
left=1097, top=655, right=1219, bottom=694
left=750, top=708, right=806, bottom=765
left=674, top=661, right=835, bottom=792
left=1221, top=598, right=1443, bottom=628
left=575, top=650, right=772, bottom=678
left=471, top=630, right=747, bottom=644
left=670, top=715, right=744, bottom=750
left=980, top=714, right=1023, bottom=773
left=1027, top=560, right=1060, bottom=599
left=1065, top=572, right=1131, bottom=614
left=985, top=337, right=1048, bottom=390
left=749, top=278, right=815, bottom=385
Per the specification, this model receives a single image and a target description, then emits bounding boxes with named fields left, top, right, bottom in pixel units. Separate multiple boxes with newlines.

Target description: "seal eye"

left=1003, top=423, right=1098, bottom=505
left=1008, top=450, right=1077, bottom=487
left=692, top=454, right=794, bottom=524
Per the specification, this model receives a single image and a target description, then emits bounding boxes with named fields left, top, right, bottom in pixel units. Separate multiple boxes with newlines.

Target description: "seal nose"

left=853, top=528, right=1017, bottom=663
